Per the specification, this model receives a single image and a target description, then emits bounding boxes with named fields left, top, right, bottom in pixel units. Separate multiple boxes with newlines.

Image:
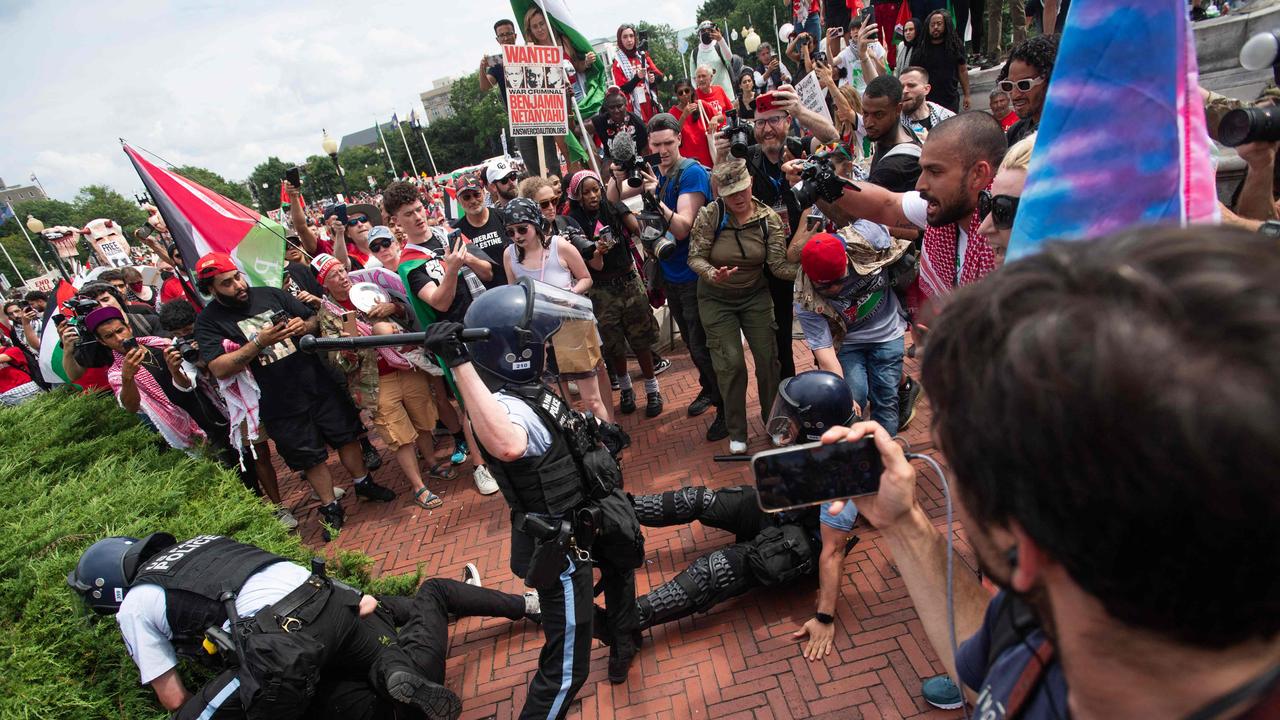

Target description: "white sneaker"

left=462, top=562, right=482, bottom=587
left=275, top=506, right=299, bottom=530
left=729, top=440, right=748, bottom=455
left=308, top=486, right=347, bottom=502
left=473, top=465, right=500, bottom=495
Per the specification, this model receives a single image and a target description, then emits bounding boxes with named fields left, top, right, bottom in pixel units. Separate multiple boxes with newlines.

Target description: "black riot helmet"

left=766, top=370, right=857, bottom=445
left=66, top=532, right=175, bottom=615
left=462, top=277, right=597, bottom=387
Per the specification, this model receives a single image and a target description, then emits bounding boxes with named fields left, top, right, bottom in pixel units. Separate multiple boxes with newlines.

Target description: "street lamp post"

left=17, top=213, right=51, bottom=274
left=25, top=215, right=70, bottom=281
left=322, top=129, right=350, bottom=200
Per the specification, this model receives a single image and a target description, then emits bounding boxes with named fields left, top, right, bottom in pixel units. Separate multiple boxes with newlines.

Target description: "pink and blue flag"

left=1006, top=0, right=1219, bottom=261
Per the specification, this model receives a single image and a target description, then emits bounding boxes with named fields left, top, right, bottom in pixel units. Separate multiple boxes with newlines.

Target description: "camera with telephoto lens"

left=637, top=192, right=677, bottom=260
left=1219, top=105, right=1280, bottom=147
left=566, top=229, right=597, bottom=261
left=791, top=152, right=859, bottom=209
left=172, top=335, right=200, bottom=364
left=722, top=109, right=754, bottom=159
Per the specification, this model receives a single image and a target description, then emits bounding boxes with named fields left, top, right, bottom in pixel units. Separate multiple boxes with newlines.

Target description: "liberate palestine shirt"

left=456, top=208, right=511, bottom=288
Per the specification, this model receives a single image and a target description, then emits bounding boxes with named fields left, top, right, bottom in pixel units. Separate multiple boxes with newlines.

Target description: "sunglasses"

left=978, top=190, right=1020, bottom=230
left=538, top=197, right=560, bottom=210
left=506, top=224, right=536, bottom=237
left=369, top=237, right=394, bottom=251
left=346, top=215, right=369, bottom=226
left=497, top=174, right=518, bottom=184
left=459, top=191, right=482, bottom=202
left=996, top=75, right=1046, bottom=94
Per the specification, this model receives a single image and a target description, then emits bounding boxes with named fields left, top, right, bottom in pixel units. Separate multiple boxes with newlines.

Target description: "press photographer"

left=818, top=227, right=1280, bottom=718
left=608, top=112, right=726, bottom=436
left=710, top=85, right=838, bottom=380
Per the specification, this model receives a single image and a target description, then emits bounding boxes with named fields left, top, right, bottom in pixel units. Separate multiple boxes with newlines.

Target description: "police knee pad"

left=632, top=486, right=717, bottom=526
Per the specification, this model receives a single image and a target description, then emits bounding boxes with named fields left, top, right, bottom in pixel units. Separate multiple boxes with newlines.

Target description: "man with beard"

left=483, top=158, right=519, bottom=212
left=910, top=10, right=969, bottom=113
left=997, top=35, right=1057, bottom=146
left=813, top=112, right=1006, bottom=333
left=193, top=253, right=395, bottom=540
left=818, top=227, right=1280, bottom=718
left=565, top=169, right=664, bottom=418
left=899, top=67, right=956, bottom=142
left=861, top=75, right=923, bottom=194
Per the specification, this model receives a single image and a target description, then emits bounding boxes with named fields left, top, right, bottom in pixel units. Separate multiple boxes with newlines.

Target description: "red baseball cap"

left=195, top=252, right=238, bottom=280
left=800, top=233, right=849, bottom=284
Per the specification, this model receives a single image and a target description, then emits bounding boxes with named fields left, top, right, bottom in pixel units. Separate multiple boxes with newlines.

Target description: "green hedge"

left=0, top=390, right=419, bottom=719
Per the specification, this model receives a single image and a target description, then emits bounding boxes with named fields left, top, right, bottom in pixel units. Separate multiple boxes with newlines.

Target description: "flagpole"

left=394, top=114, right=420, bottom=179
left=533, top=0, right=601, bottom=176
left=0, top=238, right=26, bottom=284
left=375, top=116, right=398, bottom=177
left=10, top=202, right=50, bottom=273
left=417, top=125, right=440, bottom=177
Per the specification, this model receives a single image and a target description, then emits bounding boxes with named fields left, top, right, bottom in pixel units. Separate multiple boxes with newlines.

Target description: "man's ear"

left=1008, top=523, right=1052, bottom=593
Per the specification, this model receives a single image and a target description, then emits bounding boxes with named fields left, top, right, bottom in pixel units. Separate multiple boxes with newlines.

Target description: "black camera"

left=797, top=35, right=811, bottom=47
left=700, top=30, right=712, bottom=44
left=638, top=192, right=678, bottom=260
left=791, top=152, right=859, bottom=209
left=722, top=109, right=754, bottom=159
left=173, top=335, right=201, bottom=364
left=567, top=230, right=597, bottom=261
left=1219, top=106, right=1280, bottom=147
left=66, top=297, right=100, bottom=318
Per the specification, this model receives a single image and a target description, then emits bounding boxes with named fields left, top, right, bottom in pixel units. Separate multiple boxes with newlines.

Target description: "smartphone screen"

left=285, top=166, right=302, bottom=188
left=753, top=439, right=883, bottom=512
left=270, top=310, right=289, bottom=326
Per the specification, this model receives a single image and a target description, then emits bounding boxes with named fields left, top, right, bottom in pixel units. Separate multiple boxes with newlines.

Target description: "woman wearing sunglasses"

left=978, top=133, right=1036, bottom=264
left=501, top=198, right=613, bottom=423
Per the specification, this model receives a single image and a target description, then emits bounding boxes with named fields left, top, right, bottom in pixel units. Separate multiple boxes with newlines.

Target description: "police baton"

left=297, top=328, right=491, bottom=352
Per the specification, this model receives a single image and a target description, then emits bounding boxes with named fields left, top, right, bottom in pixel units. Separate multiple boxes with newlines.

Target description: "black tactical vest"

left=476, top=387, right=587, bottom=516
left=130, top=535, right=284, bottom=656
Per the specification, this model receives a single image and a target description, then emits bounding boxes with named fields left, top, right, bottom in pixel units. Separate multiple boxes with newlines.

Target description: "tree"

left=300, top=154, right=340, bottom=200
left=0, top=233, right=47, bottom=282
left=692, top=0, right=798, bottom=76
left=339, top=146, right=390, bottom=194
left=247, top=157, right=296, bottom=212
left=635, top=22, right=687, bottom=109
left=171, top=165, right=254, bottom=207
left=419, top=73, right=508, bottom=175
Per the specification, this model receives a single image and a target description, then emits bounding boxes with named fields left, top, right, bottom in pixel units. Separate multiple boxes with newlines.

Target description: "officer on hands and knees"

left=626, top=370, right=861, bottom=651
left=66, top=532, right=477, bottom=719
left=423, top=277, right=645, bottom=713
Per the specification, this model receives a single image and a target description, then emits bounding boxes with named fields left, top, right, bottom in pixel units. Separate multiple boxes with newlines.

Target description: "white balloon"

left=731, top=29, right=739, bottom=40
left=744, top=30, right=761, bottom=53
left=778, top=22, right=795, bottom=43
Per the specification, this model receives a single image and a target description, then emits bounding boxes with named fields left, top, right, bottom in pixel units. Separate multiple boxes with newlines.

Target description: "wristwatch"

left=815, top=612, right=834, bottom=625
left=249, top=333, right=264, bottom=350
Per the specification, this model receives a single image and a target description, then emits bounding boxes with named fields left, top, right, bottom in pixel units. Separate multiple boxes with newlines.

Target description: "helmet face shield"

left=767, top=373, right=857, bottom=446
left=463, top=278, right=598, bottom=385
left=767, top=385, right=801, bottom=446
left=526, top=278, right=596, bottom=343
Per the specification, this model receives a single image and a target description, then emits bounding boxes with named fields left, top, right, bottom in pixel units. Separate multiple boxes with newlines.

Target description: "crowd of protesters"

left=10, top=4, right=1280, bottom=718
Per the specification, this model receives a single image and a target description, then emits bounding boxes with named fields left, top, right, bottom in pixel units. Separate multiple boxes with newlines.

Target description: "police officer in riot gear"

left=623, top=371, right=862, bottom=646
left=67, top=533, right=537, bottom=719
left=423, top=277, right=644, bottom=709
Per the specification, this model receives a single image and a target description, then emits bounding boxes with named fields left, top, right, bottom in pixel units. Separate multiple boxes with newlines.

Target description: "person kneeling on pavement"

left=422, top=278, right=645, bottom=705
left=68, top=533, right=541, bottom=719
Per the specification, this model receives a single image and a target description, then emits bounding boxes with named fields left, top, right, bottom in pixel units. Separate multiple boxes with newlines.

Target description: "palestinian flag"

left=510, top=0, right=607, bottom=120
left=1006, top=0, right=1218, bottom=260
left=37, top=279, right=109, bottom=390
left=124, top=144, right=286, bottom=289
left=395, top=242, right=467, bottom=401
left=893, top=1, right=912, bottom=44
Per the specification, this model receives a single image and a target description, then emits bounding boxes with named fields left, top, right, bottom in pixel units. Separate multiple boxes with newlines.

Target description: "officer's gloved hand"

left=425, top=321, right=470, bottom=367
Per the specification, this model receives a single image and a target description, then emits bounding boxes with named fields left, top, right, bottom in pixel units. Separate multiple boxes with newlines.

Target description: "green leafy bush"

left=0, top=390, right=416, bottom=718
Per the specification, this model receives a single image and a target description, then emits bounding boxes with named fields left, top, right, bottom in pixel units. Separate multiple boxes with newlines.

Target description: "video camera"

left=791, top=151, right=859, bottom=209
left=722, top=109, right=754, bottom=159
left=1220, top=27, right=1280, bottom=146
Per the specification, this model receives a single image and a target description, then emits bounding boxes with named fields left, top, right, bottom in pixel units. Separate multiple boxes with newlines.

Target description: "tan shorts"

left=372, top=369, right=439, bottom=449
left=550, top=318, right=604, bottom=377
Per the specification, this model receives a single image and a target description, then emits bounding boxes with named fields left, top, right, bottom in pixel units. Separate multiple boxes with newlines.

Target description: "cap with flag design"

left=457, top=174, right=484, bottom=195
left=195, top=252, right=238, bottom=280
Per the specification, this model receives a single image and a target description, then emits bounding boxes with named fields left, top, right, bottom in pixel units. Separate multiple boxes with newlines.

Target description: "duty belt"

left=245, top=574, right=331, bottom=634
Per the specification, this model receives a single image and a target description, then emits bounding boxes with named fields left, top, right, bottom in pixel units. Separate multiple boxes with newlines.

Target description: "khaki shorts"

left=550, top=318, right=604, bottom=377
left=372, top=369, right=440, bottom=450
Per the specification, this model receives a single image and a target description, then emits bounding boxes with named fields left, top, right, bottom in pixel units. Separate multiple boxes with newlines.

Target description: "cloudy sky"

left=0, top=0, right=695, bottom=201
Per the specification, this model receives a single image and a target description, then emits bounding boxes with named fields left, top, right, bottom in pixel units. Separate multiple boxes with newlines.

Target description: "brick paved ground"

left=273, top=339, right=971, bottom=719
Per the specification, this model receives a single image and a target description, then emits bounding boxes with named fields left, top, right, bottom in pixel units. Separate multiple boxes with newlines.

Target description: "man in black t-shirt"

left=453, top=174, right=511, bottom=289
left=911, top=10, right=969, bottom=113
left=192, top=253, right=395, bottom=540
left=862, top=75, right=923, bottom=194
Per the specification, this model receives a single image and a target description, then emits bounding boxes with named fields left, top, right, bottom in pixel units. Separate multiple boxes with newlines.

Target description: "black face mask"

left=979, top=190, right=1020, bottom=230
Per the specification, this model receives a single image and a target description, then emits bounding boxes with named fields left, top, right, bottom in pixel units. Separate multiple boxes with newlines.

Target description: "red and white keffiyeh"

left=108, top=336, right=206, bottom=451
left=912, top=203, right=997, bottom=316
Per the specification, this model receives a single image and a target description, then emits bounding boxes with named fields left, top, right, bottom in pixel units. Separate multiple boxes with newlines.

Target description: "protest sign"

left=504, top=44, right=569, bottom=137
left=795, top=71, right=832, bottom=125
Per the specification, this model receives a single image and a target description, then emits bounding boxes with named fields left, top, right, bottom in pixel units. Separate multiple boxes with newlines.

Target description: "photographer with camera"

left=690, top=20, right=737, bottom=102
left=57, top=281, right=168, bottom=385
left=819, top=226, right=1280, bottom=719
left=711, top=86, right=838, bottom=381
left=687, top=160, right=797, bottom=454
left=611, top=24, right=663, bottom=121
left=564, top=170, right=666, bottom=419
left=608, top=112, right=726, bottom=436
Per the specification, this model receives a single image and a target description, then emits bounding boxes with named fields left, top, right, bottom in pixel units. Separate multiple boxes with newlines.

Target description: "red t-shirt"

left=669, top=105, right=715, bottom=169
left=998, top=111, right=1019, bottom=131
left=160, top=276, right=199, bottom=310
left=0, top=347, right=32, bottom=393
left=695, top=86, right=733, bottom=120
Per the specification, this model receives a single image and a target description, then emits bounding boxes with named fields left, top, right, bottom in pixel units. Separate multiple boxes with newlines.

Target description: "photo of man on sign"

left=503, top=44, right=569, bottom=137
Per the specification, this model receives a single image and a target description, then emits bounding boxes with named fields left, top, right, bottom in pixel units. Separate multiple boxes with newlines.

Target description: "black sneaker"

left=318, top=500, right=345, bottom=541
left=653, top=356, right=672, bottom=375
left=607, top=634, right=639, bottom=684
left=360, top=436, right=383, bottom=471
left=645, top=391, right=664, bottom=418
left=898, top=377, right=923, bottom=431
left=355, top=476, right=396, bottom=502
left=385, top=670, right=463, bottom=720
left=687, top=394, right=714, bottom=417
left=619, top=388, right=637, bottom=414
left=610, top=373, right=620, bottom=391
left=705, top=413, right=728, bottom=441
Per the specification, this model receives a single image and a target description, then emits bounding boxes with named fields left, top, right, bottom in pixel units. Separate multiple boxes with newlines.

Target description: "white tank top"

left=506, top=236, right=574, bottom=290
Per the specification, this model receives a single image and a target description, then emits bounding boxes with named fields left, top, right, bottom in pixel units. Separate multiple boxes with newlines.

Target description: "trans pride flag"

left=1006, top=0, right=1218, bottom=261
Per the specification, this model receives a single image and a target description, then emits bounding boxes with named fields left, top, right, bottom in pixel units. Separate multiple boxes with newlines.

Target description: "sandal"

left=426, top=462, right=459, bottom=482
left=413, top=486, right=443, bottom=510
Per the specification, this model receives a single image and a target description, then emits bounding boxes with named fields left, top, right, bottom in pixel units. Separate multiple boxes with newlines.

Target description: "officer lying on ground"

left=68, top=533, right=539, bottom=719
